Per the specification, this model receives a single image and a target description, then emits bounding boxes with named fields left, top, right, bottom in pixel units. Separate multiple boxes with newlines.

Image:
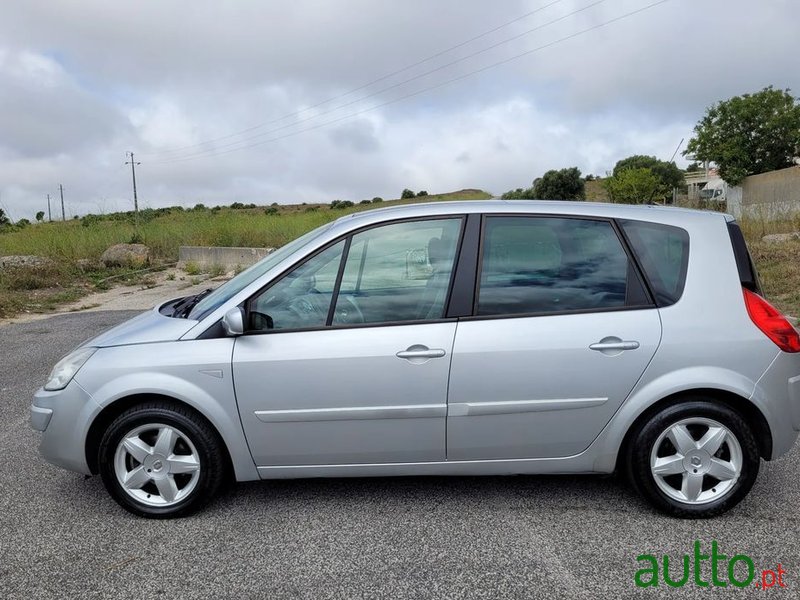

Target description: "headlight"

left=44, top=347, right=97, bottom=391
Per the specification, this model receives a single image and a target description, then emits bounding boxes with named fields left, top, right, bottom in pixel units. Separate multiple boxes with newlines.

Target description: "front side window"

left=334, top=219, right=462, bottom=324
left=477, top=216, right=647, bottom=316
left=247, top=218, right=462, bottom=331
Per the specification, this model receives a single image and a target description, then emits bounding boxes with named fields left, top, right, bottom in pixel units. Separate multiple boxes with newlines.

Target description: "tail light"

left=743, top=288, right=800, bottom=353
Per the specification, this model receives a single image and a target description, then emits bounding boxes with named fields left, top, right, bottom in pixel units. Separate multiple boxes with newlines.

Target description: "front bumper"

left=30, top=381, right=101, bottom=475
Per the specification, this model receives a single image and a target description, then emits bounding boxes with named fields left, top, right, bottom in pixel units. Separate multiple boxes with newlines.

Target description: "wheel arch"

left=615, top=387, right=772, bottom=473
left=85, top=393, right=236, bottom=477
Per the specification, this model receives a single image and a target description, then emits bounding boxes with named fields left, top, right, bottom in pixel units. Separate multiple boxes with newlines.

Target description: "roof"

left=331, top=199, right=732, bottom=231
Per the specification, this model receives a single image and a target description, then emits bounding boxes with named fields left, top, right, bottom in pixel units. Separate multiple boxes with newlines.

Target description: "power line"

left=153, top=0, right=672, bottom=166
left=143, top=0, right=567, bottom=157
left=152, top=0, right=605, bottom=164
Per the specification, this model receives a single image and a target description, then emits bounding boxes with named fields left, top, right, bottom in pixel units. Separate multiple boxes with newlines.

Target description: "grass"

left=0, top=189, right=491, bottom=262
left=0, top=189, right=491, bottom=318
left=2, top=188, right=799, bottom=320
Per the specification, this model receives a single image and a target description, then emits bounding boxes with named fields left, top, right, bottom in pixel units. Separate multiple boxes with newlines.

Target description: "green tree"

left=685, top=162, right=702, bottom=173
left=400, top=188, right=416, bottom=199
left=532, top=167, right=585, bottom=200
left=613, top=155, right=684, bottom=199
left=603, top=168, right=665, bottom=204
left=16, top=218, right=31, bottom=228
left=35, top=211, right=45, bottom=222
left=0, top=208, right=10, bottom=226
left=685, top=86, right=800, bottom=185
left=500, top=187, right=535, bottom=200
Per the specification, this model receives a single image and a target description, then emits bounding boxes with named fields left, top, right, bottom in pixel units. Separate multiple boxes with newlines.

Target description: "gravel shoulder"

left=0, top=267, right=225, bottom=327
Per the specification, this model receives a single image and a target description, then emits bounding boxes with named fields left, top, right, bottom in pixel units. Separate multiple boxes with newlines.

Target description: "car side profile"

left=31, top=200, right=800, bottom=518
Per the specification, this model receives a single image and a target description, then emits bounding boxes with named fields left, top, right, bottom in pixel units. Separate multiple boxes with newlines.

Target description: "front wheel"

left=626, top=400, right=760, bottom=518
left=98, top=402, right=227, bottom=518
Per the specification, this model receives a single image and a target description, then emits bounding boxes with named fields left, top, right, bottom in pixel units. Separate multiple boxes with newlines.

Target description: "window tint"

left=619, top=219, right=689, bottom=305
left=477, top=217, right=646, bottom=316
left=334, top=219, right=462, bottom=324
left=248, top=240, right=345, bottom=330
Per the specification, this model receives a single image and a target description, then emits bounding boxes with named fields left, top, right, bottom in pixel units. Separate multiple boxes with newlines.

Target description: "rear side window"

left=476, top=216, right=649, bottom=316
left=618, top=219, right=689, bottom=306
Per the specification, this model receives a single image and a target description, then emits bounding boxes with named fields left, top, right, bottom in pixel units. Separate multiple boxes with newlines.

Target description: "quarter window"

left=477, top=216, right=647, bottom=316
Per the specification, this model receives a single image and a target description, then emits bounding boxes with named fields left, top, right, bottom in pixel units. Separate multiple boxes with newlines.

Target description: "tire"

left=626, top=400, right=760, bottom=518
left=98, top=401, right=227, bottom=518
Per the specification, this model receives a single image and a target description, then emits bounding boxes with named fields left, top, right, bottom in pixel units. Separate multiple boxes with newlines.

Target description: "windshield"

left=187, top=222, right=334, bottom=321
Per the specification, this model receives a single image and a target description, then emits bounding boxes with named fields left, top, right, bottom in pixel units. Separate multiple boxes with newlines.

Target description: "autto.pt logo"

left=635, top=540, right=787, bottom=590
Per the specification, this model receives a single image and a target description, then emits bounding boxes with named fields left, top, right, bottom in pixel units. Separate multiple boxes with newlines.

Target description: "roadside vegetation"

left=0, top=189, right=490, bottom=318
left=2, top=186, right=799, bottom=321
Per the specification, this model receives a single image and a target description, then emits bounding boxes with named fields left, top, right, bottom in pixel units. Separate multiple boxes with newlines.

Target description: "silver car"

left=31, top=200, right=800, bottom=518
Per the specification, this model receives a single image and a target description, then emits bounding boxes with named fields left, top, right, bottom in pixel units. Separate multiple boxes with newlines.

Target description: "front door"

left=233, top=217, right=464, bottom=466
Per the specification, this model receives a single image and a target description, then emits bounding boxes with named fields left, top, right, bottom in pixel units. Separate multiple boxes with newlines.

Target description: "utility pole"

left=125, top=151, right=141, bottom=232
left=47, top=194, right=52, bottom=222
left=59, top=184, right=65, bottom=221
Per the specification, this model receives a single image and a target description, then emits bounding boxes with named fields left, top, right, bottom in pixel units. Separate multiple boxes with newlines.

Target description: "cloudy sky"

left=0, top=0, right=798, bottom=220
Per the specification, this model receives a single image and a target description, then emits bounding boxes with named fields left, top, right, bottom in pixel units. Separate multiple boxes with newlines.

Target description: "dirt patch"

left=0, top=267, right=232, bottom=327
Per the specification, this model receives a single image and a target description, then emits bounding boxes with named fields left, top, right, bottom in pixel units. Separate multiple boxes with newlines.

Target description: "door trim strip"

left=254, top=403, right=447, bottom=423
left=448, top=397, right=608, bottom=417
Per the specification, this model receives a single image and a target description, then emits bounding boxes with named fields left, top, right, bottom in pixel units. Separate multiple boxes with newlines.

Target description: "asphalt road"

left=2, top=311, right=799, bottom=599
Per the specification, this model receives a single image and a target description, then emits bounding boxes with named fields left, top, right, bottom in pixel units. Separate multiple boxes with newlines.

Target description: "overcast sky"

left=0, top=0, right=798, bottom=220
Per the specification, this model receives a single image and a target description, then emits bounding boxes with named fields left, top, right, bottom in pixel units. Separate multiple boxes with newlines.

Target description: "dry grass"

left=0, top=189, right=491, bottom=317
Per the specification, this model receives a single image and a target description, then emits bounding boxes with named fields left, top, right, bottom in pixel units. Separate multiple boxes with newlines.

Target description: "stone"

left=0, top=255, right=54, bottom=269
left=761, top=232, right=800, bottom=243
left=100, top=243, right=151, bottom=268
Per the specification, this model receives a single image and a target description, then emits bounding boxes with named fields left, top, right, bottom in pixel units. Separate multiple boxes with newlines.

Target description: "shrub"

left=372, top=197, right=383, bottom=203
left=359, top=199, right=372, bottom=204
left=417, top=190, right=428, bottom=197
left=400, top=189, right=416, bottom=199
left=264, top=206, right=279, bottom=215
left=330, top=200, right=354, bottom=209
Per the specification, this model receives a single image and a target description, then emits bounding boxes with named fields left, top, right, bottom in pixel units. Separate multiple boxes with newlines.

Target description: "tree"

left=684, top=86, right=800, bottom=185
left=685, top=162, right=702, bottom=173
left=500, top=187, right=535, bottom=200
left=613, top=155, right=684, bottom=198
left=35, top=211, right=45, bottom=222
left=400, top=188, right=416, bottom=199
left=603, top=168, right=665, bottom=204
left=0, top=208, right=10, bottom=226
left=416, top=190, right=428, bottom=197
left=531, top=167, right=585, bottom=200
left=16, top=218, right=30, bottom=228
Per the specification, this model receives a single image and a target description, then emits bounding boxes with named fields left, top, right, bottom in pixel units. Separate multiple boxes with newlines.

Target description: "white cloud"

left=0, top=0, right=798, bottom=219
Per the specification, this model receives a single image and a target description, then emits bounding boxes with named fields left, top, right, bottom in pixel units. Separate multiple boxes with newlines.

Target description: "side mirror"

left=221, top=307, right=245, bottom=336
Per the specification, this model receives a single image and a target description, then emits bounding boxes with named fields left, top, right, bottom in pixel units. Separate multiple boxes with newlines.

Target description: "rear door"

left=447, top=215, right=662, bottom=460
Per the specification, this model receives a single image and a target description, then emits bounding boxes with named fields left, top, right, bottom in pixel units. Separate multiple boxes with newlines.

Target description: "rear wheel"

left=98, top=402, right=226, bottom=518
left=627, top=400, right=760, bottom=518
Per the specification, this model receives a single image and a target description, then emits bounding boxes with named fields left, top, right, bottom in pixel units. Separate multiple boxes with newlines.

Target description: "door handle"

left=589, top=340, right=640, bottom=351
left=396, top=345, right=446, bottom=360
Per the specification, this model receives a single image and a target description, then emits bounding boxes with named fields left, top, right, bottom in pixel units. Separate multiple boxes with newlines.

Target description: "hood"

left=82, top=304, right=200, bottom=348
